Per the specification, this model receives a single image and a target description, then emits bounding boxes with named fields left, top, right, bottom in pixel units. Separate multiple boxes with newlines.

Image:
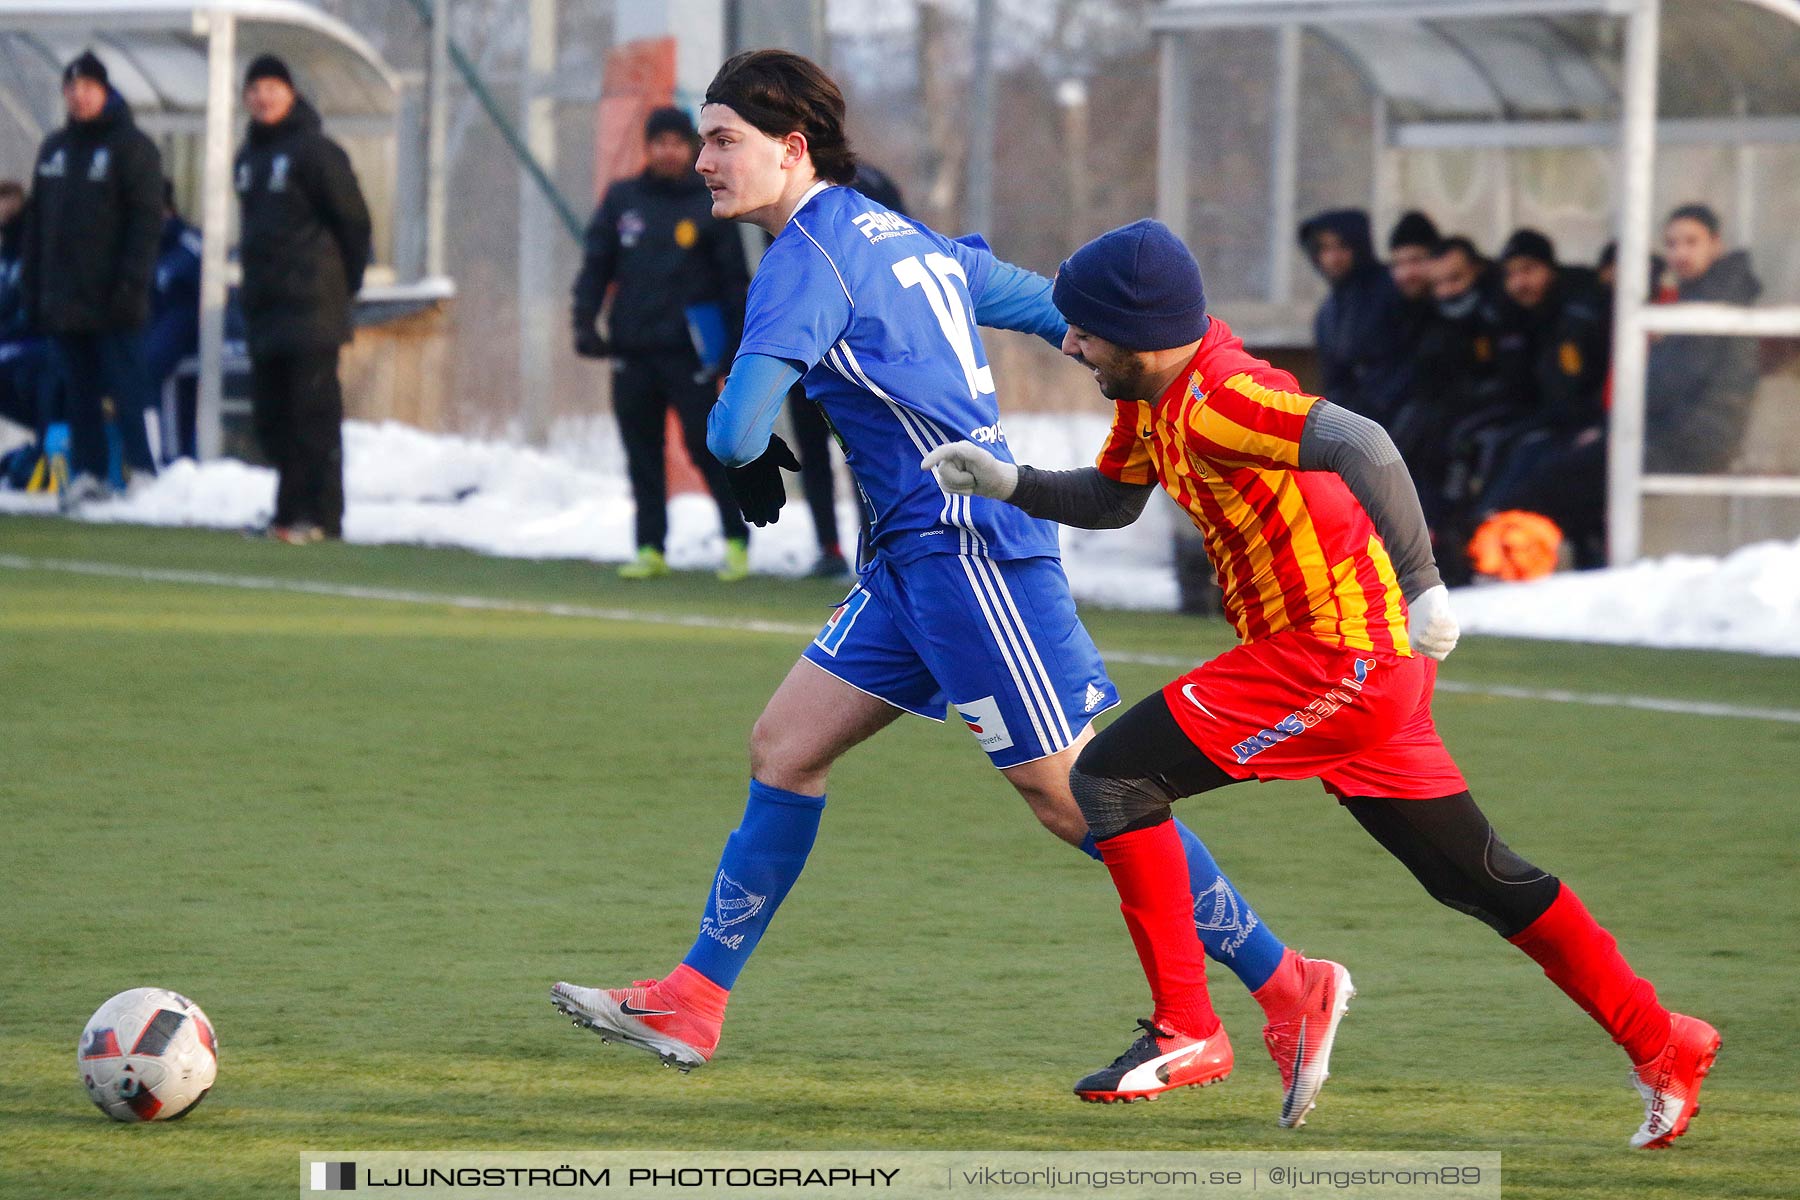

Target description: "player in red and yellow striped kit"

left=923, top=220, right=1718, bottom=1146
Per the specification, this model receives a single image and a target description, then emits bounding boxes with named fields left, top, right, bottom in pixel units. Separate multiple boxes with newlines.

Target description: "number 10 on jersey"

left=892, top=253, right=996, bottom=399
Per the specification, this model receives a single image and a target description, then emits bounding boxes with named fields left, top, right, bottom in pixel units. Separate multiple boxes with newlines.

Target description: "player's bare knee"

left=747, top=718, right=832, bottom=794
left=1017, top=783, right=1087, bottom=846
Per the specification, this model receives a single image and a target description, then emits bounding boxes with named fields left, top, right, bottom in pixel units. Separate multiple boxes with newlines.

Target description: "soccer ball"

left=77, top=988, right=218, bottom=1121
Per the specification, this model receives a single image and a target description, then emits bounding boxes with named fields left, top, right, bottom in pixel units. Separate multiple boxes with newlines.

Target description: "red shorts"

left=1161, top=628, right=1467, bottom=801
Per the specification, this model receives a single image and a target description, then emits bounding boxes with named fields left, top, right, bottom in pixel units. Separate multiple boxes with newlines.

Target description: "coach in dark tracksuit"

left=21, top=50, right=163, bottom=487
left=236, top=54, right=371, bottom=542
left=573, top=107, right=750, bottom=580
left=1299, top=208, right=1412, bottom=428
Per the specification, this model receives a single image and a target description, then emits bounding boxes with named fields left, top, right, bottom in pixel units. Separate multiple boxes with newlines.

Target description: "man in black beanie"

left=1387, top=210, right=1440, bottom=305
left=235, top=53, right=372, bottom=542
left=21, top=48, right=163, bottom=495
left=571, top=105, right=751, bottom=580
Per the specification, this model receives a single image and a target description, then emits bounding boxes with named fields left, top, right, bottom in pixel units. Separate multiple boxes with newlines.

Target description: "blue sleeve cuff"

left=706, top=353, right=804, bottom=467
left=972, top=259, right=1066, bottom=348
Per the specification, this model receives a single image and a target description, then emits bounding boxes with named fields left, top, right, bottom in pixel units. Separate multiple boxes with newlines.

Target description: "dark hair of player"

left=703, top=49, right=858, bottom=185
left=1665, top=202, right=1721, bottom=236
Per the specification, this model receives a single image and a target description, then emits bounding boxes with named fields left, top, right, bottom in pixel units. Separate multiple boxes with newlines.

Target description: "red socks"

left=1250, top=947, right=1308, bottom=1019
left=1097, top=823, right=1221, bottom=1039
left=1507, top=884, right=1671, bottom=1066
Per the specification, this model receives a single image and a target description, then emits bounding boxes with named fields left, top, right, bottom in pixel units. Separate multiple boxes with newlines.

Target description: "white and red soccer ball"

left=78, top=988, right=218, bottom=1122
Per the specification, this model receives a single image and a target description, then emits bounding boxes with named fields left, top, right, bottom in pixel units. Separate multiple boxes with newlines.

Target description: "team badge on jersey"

left=954, top=695, right=1014, bottom=753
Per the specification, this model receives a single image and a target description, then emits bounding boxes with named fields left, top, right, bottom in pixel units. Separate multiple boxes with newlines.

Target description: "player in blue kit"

left=550, top=50, right=1351, bottom=1122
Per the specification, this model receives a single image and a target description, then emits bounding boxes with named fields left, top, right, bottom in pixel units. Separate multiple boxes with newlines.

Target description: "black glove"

left=725, top=435, right=801, bottom=527
left=574, top=326, right=611, bottom=359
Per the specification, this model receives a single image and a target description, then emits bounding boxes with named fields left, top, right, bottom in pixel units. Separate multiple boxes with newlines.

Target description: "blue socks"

left=681, top=781, right=1282, bottom=996
left=681, top=780, right=825, bottom=990
left=1080, top=820, right=1286, bottom=991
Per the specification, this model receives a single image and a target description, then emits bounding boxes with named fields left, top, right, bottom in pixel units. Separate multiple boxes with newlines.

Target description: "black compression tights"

left=1342, top=792, right=1562, bottom=938
left=1070, top=693, right=1562, bottom=938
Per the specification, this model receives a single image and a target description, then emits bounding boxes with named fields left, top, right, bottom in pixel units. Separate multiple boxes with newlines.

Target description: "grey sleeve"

left=1297, top=401, right=1443, bottom=600
left=1009, top=465, right=1156, bottom=530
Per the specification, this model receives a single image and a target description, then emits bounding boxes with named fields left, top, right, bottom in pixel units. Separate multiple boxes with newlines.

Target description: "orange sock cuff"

left=1249, top=947, right=1307, bottom=1018
left=665, top=963, right=731, bottom=1024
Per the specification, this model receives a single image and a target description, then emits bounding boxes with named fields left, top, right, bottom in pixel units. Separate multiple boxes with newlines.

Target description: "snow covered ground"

left=3, top=415, right=1796, bottom=656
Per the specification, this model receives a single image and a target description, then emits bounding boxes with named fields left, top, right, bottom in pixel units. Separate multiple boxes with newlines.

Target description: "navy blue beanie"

left=1052, top=219, right=1208, bottom=351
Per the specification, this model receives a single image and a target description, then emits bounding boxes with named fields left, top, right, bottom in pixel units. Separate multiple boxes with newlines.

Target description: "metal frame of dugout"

left=1152, top=0, right=1800, bottom=563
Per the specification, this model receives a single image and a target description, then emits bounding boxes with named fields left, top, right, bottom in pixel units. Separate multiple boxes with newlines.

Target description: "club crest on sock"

left=1193, top=874, right=1260, bottom=958
left=701, top=871, right=767, bottom=949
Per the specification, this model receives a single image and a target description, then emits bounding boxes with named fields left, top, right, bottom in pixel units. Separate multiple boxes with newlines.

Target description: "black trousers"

left=612, top=351, right=747, bottom=551
left=788, top=385, right=840, bottom=554
left=54, top=331, right=157, bottom=479
left=250, top=347, right=345, bottom=536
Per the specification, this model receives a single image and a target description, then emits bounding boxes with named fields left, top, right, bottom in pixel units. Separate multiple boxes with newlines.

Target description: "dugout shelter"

left=0, top=0, right=453, bottom=461
left=1151, top=0, right=1800, bottom=561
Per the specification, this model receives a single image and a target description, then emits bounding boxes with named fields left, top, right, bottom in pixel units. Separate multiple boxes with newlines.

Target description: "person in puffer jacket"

left=1298, top=208, right=1412, bottom=427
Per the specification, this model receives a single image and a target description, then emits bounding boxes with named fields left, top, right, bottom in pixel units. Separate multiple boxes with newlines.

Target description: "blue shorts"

left=802, top=553, right=1119, bottom=769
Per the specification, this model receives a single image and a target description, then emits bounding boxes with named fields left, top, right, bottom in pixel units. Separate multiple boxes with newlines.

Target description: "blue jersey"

left=735, top=184, right=1060, bottom=565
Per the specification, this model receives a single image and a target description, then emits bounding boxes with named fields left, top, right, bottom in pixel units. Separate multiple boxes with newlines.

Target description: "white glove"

left=921, top=440, right=1019, bottom=500
left=1407, top=583, right=1460, bottom=662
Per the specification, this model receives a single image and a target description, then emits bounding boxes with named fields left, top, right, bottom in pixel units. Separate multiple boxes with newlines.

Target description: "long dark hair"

left=703, top=49, right=857, bottom=185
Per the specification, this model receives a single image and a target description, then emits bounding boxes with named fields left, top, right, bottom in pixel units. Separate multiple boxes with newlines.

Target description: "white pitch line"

left=4, top=553, right=1798, bottom=726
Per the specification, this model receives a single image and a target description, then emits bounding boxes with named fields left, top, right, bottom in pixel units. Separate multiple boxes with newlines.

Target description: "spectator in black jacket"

left=21, top=51, right=163, bottom=492
left=1299, top=207, right=1411, bottom=426
left=1645, top=204, right=1763, bottom=473
left=235, top=54, right=372, bottom=543
left=1386, top=236, right=1503, bottom=544
left=1476, top=229, right=1613, bottom=567
left=572, top=106, right=751, bottom=581
left=1387, top=209, right=1440, bottom=344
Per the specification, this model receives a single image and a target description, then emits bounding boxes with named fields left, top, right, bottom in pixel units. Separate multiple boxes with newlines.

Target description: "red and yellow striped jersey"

left=1094, top=317, right=1413, bottom=655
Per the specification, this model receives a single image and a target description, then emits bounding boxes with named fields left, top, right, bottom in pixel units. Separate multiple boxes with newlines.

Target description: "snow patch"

left=1452, top=538, right=1800, bottom=656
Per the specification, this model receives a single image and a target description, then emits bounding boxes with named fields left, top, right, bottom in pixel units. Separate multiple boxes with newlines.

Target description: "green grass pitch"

left=2, top=515, right=1796, bottom=1198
